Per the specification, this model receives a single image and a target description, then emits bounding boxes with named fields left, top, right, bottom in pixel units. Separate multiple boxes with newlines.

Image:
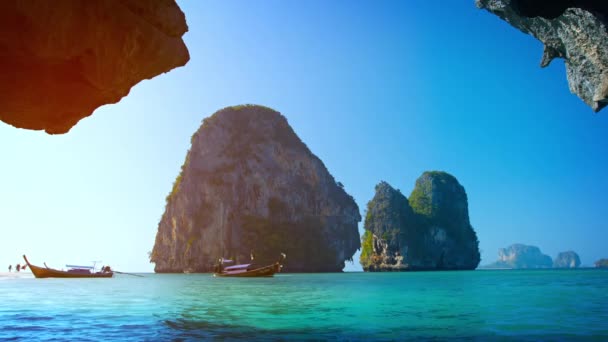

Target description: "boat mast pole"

left=219, top=202, right=226, bottom=261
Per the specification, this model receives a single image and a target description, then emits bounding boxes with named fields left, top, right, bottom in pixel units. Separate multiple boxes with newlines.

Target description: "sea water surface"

left=1, top=270, right=607, bottom=341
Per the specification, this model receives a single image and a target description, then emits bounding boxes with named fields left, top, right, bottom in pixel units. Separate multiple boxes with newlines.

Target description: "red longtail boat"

left=23, top=255, right=113, bottom=278
left=213, top=253, right=285, bottom=277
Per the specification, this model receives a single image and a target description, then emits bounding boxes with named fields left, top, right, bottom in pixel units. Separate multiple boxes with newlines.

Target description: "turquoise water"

left=1, top=270, right=607, bottom=341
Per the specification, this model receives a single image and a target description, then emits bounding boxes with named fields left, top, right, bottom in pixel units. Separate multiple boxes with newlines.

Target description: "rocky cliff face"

left=359, top=182, right=415, bottom=271
left=477, top=0, right=608, bottom=112
left=553, top=250, right=581, bottom=268
left=151, top=105, right=361, bottom=273
left=360, top=172, right=480, bottom=271
left=0, top=0, right=189, bottom=134
left=486, top=244, right=553, bottom=268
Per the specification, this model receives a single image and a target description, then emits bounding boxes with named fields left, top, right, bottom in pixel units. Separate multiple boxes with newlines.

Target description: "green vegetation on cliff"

left=410, top=172, right=466, bottom=222
left=165, top=149, right=191, bottom=203
left=360, top=230, right=374, bottom=269
left=240, top=197, right=340, bottom=271
left=364, top=181, right=414, bottom=243
left=410, top=171, right=479, bottom=245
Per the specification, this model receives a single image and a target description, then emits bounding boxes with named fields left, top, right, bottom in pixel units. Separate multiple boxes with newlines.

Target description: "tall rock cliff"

left=0, top=0, right=189, bottom=134
left=477, top=0, right=608, bottom=112
left=151, top=105, right=361, bottom=273
left=485, top=244, right=553, bottom=268
left=553, top=251, right=581, bottom=268
left=361, top=172, right=480, bottom=271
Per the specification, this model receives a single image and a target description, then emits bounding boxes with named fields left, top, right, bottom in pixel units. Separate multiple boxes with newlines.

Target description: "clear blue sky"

left=2, top=1, right=607, bottom=272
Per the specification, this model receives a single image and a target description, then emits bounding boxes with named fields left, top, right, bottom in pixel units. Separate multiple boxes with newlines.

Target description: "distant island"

left=596, top=259, right=608, bottom=268
left=482, top=245, right=584, bottom=269
left=482, top=244, right=552, bottom=269
left=360, top=172, right=480, bottom=271
left=151, top=105, right=361, bottom=273
left=553, top=251, right=581, bottom=268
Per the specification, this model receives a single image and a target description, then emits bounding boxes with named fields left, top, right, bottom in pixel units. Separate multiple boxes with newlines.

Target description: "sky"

left=1, top=1, right=607, bottom=272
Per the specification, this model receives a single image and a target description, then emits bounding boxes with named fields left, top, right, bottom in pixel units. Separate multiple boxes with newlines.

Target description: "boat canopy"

left=65, top=265, right=94, bottom=269
left=224, top=264, right=251, bottom=271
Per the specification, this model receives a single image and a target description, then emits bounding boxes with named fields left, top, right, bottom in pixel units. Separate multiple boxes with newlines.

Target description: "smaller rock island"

left=595, top=259, right=608, bottom=268
left=360, top=172, right=481, bottom=271
left=553, top=251, right=581, bottom=268
left=484, top=244, right=553, bottom=269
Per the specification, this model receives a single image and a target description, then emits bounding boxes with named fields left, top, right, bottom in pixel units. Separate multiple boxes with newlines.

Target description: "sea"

left=0, top=270, right=606, bottom=341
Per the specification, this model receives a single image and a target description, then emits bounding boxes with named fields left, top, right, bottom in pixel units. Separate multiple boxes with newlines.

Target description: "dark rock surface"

left=509, top=0, right=608, bottom=20
left=360, top=172, right=480, bottom=271
left=0, top=0, right=189, bottom=133
left=477, top=0, right=608, bottom=112
left=553, top=250, right=581, bottom=268
left=151, top=105, right=361, bottom=273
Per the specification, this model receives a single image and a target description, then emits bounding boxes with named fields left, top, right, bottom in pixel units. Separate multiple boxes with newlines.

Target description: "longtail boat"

left=214, top=253, right=285, bottom=277
left=23, top=255, right=113, bottom=279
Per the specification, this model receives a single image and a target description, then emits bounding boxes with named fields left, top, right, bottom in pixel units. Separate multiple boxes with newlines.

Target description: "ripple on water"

left=0, top=271, right=606, bottom=340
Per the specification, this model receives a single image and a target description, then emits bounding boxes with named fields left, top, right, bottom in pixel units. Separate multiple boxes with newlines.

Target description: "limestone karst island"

left=360, top=174, right=480, bottom=271
left=151, top=105, right=361, bottom=273
left=151, top=105, right=483, bottom=273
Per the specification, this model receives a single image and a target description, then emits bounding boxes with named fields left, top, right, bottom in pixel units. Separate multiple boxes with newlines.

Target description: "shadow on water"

left=162, top=318, right=600, bottom=341
left=163, top=318, right=442, bottom=341
left=158, top=272, right=608, bottom=341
